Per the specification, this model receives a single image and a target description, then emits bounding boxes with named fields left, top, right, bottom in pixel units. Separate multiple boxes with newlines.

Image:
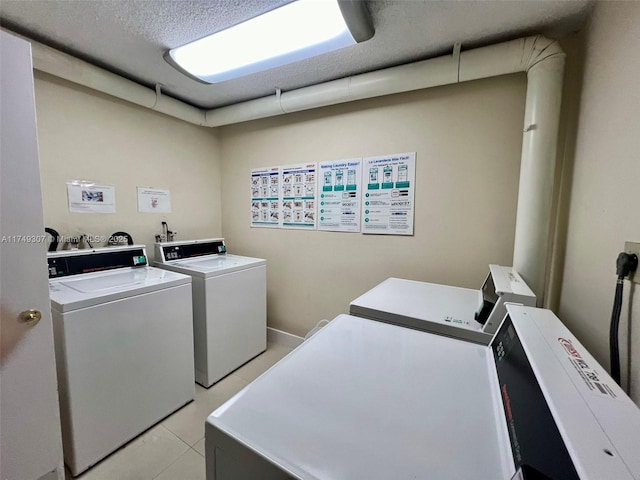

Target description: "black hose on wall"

left=609, top=252, right=638, bottom=386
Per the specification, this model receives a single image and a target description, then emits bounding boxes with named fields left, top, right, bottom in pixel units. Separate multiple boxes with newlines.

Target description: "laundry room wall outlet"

left=624, top=241, right=640, bottom=284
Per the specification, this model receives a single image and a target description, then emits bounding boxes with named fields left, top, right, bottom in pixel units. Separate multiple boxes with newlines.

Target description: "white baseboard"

left=267, top=327, right=304, bottom=349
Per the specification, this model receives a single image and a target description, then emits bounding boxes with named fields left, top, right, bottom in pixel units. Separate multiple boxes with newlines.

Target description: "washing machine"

left=206, top=305, right=640, bottom=480
left=154, top=238, right=266, bottom=387
left=47, top=245, right=194, bottom=476
left=349, top=264, right=536, bottom=344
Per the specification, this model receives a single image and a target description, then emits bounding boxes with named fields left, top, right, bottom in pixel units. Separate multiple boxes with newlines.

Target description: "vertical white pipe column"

left=513, top=49, right=565, bottom=302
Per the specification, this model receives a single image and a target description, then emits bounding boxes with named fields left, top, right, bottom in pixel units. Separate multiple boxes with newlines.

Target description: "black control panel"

left=161, top=240, right=226, bottom=261
left=493, top=316, right=579, bottom=480
left=48, top=248, right=147, bottom=279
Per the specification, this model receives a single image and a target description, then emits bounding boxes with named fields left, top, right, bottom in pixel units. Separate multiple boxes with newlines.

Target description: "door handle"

left=18, top=309, right=42, bottom=326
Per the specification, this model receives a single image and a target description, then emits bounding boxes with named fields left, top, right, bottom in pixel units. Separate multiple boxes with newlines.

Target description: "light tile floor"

left=67, top=342, right=294, bottom=480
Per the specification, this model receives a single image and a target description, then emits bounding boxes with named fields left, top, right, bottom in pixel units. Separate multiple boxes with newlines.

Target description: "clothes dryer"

left=48, top=245, right=194, bottom=476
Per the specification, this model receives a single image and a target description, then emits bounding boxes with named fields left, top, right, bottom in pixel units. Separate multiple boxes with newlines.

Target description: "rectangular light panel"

left=166, top=0, right=356, bottom=83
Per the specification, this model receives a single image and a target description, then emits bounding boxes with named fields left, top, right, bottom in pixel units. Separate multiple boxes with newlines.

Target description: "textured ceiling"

left=0, top=0, right=593, bottom=109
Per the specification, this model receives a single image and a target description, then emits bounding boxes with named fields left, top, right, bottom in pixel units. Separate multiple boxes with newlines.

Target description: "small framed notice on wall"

left=137, top=187, right=171, bottom=213
left=67, top=181, right=116, bottom=214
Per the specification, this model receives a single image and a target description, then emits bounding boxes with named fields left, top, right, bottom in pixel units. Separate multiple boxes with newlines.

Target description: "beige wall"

left=34, top=72, right=222, bottom=259
left=557, top=2, right=640, bottom=402
left=220, top=75, right=527, bottom=337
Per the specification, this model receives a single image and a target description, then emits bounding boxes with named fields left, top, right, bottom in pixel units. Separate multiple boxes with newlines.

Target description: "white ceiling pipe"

left=278, top=56, right=459, bottom=114
left=281, top=77, right=352, bottom=113
left=151, top=89, right=205, bottom=125
left=26, top=37, right=205, bottom=126
left=206, top=36, right=563, bottom=129
left=204, top=54, right=460, bottom=126
left=348, top=55, right=458, bottom=102
left=11, top=27, right=564, bottom=301
left=461, top=36, right=565, bottom=300
left=30, top=40, right=155, bottom=106
left=207, top=94, right=284, bottom=126
left=459, top=35, right=543, bottom=80
left=512, top=54, right=565, bottom=301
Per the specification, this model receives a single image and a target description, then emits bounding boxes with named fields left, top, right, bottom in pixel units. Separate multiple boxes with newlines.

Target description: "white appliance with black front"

left=205, top=305, right=640, bottom=480
left=154, top=238, right=266, bottom=387
left=349, top=264, right=536, bottom=344
left=48, top=245, right=194, bottom=476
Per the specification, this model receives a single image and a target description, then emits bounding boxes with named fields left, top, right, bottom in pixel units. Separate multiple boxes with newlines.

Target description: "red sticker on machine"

left=558, top=338, right=617, bottom=399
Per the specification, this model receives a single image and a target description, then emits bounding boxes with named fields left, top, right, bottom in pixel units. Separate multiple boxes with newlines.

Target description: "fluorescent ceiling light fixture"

left=165, top=0, right=373, bottom=84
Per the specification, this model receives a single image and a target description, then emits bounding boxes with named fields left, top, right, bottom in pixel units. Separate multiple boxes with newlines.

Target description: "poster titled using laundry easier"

left=317, top=158, right=362, bottom=232
left=251, top=166, right=281, bottom=228
left=362, top=152, right=416, bottom=235
left=281, top=163, right=317, bottom=229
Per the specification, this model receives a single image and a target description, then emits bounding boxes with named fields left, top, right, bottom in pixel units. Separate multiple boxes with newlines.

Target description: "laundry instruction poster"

left=281, top=163, right=317, bottom=229
left=317, top=158, right=362, bottom=232
left=67, top=182, right=116, bottom=214
left=251, top=166, right=280, bottom=228
left=362, top=152, right=416, bottom=235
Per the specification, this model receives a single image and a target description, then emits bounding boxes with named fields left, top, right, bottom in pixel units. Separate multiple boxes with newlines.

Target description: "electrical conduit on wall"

left=19, top=31, right=565, bottom=302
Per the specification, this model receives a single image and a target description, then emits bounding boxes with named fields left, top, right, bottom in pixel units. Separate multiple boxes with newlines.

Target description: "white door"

left=0, top=32, right=64, bottom=480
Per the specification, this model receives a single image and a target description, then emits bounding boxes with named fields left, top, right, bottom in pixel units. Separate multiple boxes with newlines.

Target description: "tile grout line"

left=150, top=447, right=191, bottom=480
left=150, top=427, right=201, bottom=480
left=151, top=446, right=206, bottom=479
left=191, top=444, right=205, bottom=459
left=161, top=419, right=203, bottom=449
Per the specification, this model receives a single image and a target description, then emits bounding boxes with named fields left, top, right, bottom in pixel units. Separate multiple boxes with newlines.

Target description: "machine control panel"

left=47, top=248, right=147, bottom=279
left=161, top=240, right=226, bottom=262
left=132, top=255, right=148, bottom=266
left=492, top=316, right=579, bottom=480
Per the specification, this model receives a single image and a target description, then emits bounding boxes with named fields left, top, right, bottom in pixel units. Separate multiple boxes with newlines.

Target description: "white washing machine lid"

left=488, top=265, right=536, bottom=298
left=154, top=239, right=265, bottom=278
left=154, top=254, right=265, bottom=278
left=49, top=266, right=191, bottom=313
left=209, top=314, right=514, bottom=479
left=349, top=277, right=488, bottom=342
left=209, top=307, right=640, bottom=480
left=505, top=305, right=640, bottom=480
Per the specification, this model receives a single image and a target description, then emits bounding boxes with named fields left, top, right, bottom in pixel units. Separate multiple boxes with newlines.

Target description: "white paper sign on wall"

left=317, top=158, right=362, bottom=233
left=251, top=166, right=281, bottom=228
left=361, top=152, right=416, bottom=235
left=67, top=181, right=116, bottom=214
left=137, top=187, right=171, bottom=213
left=280, top=163, right=317, bottom=230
